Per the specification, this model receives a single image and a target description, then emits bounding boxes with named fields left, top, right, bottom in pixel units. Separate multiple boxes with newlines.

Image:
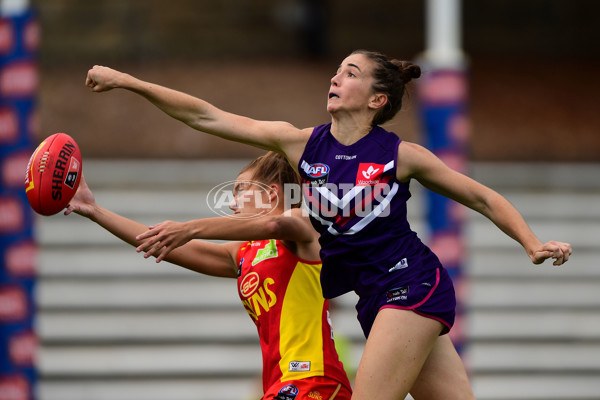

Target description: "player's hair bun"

left=393, top=60, right=421, bottom=83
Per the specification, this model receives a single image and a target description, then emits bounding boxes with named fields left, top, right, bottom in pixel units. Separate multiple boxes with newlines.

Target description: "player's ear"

left=368, top=93, right=388, bottom=110
left=268, top=183, right=280, bottom=203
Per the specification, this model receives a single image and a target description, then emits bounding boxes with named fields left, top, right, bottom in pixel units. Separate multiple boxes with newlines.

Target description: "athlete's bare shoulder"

left=275, top=125, right=315, bottom=166
left=396, top=141, right=430, bottom=181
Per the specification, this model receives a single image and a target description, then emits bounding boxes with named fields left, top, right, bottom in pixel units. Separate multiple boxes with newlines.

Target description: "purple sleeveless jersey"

left=298, top=123, right=444, bottom=299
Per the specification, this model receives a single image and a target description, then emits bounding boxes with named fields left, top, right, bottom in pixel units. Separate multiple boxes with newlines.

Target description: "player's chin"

left=326, top=102, right=338, bottom=114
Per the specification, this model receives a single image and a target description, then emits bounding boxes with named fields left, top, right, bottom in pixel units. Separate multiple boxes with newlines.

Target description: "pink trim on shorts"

left=378, top=268, right=452, bottom=333
left=380, top=267, right=440, bottom=310
left=379, top=268, right=448, bottom=328
left=413, top=310, right=452, bottom=332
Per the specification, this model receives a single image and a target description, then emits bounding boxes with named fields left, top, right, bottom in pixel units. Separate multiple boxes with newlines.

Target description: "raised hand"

left=85, top=65, right=127, bottom=92
left=530, top=240, right=572, bottom=266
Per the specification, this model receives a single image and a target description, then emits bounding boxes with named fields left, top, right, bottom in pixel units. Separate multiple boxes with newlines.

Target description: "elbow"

left=262, top=216, right=288, bottom=239
left=185, top=113, right=208, bottom=131
left=474, top=191, right=505, bottom=221
left=263, top=218, right=282, bottom=238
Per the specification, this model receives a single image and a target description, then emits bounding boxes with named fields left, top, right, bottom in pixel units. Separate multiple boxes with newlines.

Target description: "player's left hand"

left=136, top=220, right=192, bottom=262
left=530, top=240, right=572, bottom=266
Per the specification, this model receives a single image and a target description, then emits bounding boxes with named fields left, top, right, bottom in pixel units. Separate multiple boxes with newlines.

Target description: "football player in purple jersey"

left=86, top=51, right=571, bottom=400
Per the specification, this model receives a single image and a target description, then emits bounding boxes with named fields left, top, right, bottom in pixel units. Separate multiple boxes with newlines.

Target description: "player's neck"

left=330, top=116, right=373, bottom=146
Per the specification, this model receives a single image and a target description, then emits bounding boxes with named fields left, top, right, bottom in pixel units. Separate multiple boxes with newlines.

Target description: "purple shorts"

left=355, top=266, right=456, bottom=337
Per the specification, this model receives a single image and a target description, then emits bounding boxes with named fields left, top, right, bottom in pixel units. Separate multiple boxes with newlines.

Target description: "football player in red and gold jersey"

left=66, top=152, right=352, bottom=400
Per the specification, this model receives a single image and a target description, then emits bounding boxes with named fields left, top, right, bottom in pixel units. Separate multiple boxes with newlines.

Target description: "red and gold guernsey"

left=236, top=239, right=351, bottom=394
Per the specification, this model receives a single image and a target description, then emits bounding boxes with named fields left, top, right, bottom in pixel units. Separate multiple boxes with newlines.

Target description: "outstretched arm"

left=136, top=208, right=318, bottom=262
left=65, top=175, right=239, bottom=278
left=85, top=66, right=311, bottom=164
left=396, top=142, right=572, bottom=266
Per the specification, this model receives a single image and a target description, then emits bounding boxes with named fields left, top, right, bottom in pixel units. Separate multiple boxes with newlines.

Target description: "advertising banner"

left=0, top=9, right=39, bottom=400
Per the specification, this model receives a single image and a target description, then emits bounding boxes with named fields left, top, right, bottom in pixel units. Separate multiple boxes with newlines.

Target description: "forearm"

left=479, top=191, right=542, bottom=257
left=88, top=206, right=238, bottom=276
left=188, top=214, right=313, bottom=242
left=189, top=215, right=279, bottom=241
left=87, top=204, right=147, bottom=248
left=405, top=143, right=570, bottom=266
left=116, top=73, right=288, bottom=151
left=118, top=73, right=215, bottom=131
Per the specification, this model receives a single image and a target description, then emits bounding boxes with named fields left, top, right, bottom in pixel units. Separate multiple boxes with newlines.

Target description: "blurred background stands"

left=18, top=0, right=600, bottom=399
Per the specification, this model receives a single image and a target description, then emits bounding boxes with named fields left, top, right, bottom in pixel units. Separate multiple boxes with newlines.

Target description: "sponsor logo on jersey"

left=386, top=286, right=409, bottom=302
left=308, top=391, right=323, bottom=400
left=335, top=154, right=356, bottom=160
left=305, top=162, right=329, bottom=178
left=300, top=160, right=329, bottom=186
left=388, top=257, right=408, bottom=272
left=276, top=384, right=299, bottom=400
left=356, top=163, right=385, bottom=186
left=252, top=239, right=278, bottom=266
left=289, top=361, right=311, bottom=372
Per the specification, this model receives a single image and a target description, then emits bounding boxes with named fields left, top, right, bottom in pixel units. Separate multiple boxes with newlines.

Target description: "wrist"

left=524, top=237, right=543, bottom=259
left=124, top=74, right=150, bottom=94
left=116, top=72, right=134, bottom=89
left=87, top=203, right=104, bottom=223
left=187, top=220, right=203, bottom=239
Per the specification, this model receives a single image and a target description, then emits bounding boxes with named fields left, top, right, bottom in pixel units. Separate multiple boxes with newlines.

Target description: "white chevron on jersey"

left=311, top=160, right=395, bottom=209
left=305, top=180, right=400, bottom=237
left=339, top=181, right=399, bottom=235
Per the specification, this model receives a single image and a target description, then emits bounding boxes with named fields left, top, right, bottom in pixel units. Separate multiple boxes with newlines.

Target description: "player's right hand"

left=85, top=65, right=122, bottom=92
left=64, top=174, right=97, bottom=218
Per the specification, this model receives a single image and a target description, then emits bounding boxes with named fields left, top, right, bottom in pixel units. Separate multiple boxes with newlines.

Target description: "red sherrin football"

left=25, top=133, right=82, bottom=216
